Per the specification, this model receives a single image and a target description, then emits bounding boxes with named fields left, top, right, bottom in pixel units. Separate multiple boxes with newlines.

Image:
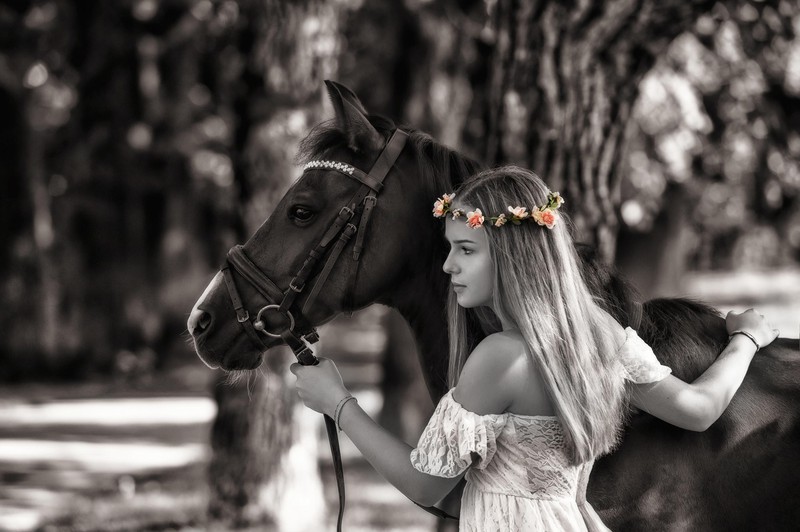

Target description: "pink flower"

left=494, top=214, right=507, bottom=227
left=533, top=208, right=557, bottom=229
left=451, top=209, right=464, bottom=219
left=466, top=209, right=484, bottom=228
left=508, top=206, right=529, bottom=219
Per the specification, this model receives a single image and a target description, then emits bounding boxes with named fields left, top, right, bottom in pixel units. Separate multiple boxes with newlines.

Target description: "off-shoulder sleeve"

left=410, top=389, right=507, bottom=478
left=618, top=327, right=672, bottom=384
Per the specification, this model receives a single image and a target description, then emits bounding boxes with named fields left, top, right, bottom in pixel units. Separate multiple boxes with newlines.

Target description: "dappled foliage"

left=0, top=0, right=798, bottom=381
left=0, top=0, right=345, bottom=379
left=622, top=0, right=800, bottom=269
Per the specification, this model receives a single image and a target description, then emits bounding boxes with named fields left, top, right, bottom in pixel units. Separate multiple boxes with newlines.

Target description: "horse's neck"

left=390, top=272, right=451, bottom=402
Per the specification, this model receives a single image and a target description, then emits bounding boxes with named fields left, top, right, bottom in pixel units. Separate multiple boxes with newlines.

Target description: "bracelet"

left=729, top=330, right=760, bottom=351
left=334, top=395, right=357, bottom=432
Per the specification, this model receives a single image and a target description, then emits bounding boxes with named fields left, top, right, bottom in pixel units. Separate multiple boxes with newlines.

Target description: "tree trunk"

left=615, top=183, right=692, bottom=298
left=207, top=1, right=346, bottom=528
left=208, top=352, right=295, bottom=528
left=483, top=0, right=717, bottom=262
left=23, top=95, right=60, bottom=362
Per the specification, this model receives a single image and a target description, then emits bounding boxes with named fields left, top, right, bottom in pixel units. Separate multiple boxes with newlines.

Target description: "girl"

left=291, top=166, right=778, bottom=531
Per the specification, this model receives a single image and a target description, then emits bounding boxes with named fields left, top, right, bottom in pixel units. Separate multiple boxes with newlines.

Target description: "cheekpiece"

left=303, top=160, right=356, bottom=176
left=432, top=191, right=565, bottom=230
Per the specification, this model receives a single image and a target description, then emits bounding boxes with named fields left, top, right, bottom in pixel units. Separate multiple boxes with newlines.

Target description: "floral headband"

left=432, top=191, right=564, bottom=229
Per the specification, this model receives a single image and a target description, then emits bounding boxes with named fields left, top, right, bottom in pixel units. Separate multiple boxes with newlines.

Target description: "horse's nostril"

left=188, top=308, right=213, bottom=336
left=198, top=311, right=212, bottom=331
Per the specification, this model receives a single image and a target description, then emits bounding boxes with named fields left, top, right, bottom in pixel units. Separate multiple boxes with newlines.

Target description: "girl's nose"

left=443, top=251, right=456, bottom=274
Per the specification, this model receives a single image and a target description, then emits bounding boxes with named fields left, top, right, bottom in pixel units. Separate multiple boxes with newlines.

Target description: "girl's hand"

left=290, top=357, right=350, bottom=418
left=725, top=309, right=779, bottom=350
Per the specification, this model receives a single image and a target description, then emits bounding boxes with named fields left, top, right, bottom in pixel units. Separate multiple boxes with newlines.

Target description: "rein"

left=220, top=128, right=458, bottom=529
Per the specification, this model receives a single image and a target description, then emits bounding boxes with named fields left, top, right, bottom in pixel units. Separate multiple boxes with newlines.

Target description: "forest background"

left=1, top=0, right=799, bottom=531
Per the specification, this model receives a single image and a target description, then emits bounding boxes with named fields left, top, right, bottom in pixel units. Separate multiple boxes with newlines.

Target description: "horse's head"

left=187, top=81, right=477, bottom=371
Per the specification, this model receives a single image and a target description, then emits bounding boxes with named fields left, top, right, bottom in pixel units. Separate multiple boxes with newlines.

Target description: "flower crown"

left=432, top=191, right=565, bottom=229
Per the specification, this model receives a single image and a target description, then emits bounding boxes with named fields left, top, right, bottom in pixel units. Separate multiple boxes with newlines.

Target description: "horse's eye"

left=290, top=206, right=314, bottom=222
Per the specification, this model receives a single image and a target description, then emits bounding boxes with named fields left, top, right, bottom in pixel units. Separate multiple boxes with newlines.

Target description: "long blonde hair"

left=447, top=166, right=627, bottom=464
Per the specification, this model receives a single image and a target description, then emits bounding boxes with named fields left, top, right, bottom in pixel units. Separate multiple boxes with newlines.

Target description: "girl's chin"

left=456, top=295, right=477, bottom=308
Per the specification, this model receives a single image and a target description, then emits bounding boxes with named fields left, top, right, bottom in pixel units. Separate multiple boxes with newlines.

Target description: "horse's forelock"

left=296, top=116, right=482, bottom=208
left=295, top=115, right=397, bottom=165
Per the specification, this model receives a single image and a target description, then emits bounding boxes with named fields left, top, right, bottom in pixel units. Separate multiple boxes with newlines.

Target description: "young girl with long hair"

left=291, top=166, right=778, bottom=531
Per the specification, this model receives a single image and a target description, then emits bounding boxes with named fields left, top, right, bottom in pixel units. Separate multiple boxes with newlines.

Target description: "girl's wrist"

left=334, top=395, right=358, bottom=431
left=728, top=330, right=760, bottom=353
left=328, top=391, right=352, bottom=419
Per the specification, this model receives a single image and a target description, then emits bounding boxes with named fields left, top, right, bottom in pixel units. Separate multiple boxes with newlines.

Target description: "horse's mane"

left=577, top=244, right=728, bottom=381
left=639, top=298, right=729, bottom=381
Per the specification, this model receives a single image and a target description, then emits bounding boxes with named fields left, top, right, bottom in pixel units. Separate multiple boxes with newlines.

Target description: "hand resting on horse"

left=624, top=308, right=779, bottom=432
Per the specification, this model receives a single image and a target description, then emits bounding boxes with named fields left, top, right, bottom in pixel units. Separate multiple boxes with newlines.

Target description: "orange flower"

left=466, top=209, right=484, bottom=228
left=533, top=208, right=557, bottom=229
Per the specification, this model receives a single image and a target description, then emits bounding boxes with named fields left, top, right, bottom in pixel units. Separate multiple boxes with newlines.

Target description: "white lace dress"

left=410, top=327, right=672, bottom=531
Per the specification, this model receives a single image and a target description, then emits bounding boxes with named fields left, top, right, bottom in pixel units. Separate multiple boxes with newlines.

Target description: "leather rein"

left=219, top=128, right=457, bottom=529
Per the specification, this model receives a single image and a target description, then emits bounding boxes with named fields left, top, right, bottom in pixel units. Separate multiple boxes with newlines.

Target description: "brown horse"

left=188, top=81, right=800, bottom=530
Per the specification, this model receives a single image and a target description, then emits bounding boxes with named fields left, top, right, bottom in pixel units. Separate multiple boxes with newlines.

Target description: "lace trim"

left=618, top=327, right=672, bottom=384
left=410, top=390, right=508, bottom=478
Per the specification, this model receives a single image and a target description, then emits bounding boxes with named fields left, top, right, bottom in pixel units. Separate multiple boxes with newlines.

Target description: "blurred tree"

left=480, top=0, right=724, bottom=262
left=618, top=0, right=800, bottom=290
left=0, top=0, right=145, bottom=378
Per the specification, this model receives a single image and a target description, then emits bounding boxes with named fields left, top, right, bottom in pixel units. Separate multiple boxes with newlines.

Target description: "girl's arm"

left=293, top=333, right=519, bottom=507
left=626, top=309, right=778, bottom=431
left=335, top=400, right=465, bottom=506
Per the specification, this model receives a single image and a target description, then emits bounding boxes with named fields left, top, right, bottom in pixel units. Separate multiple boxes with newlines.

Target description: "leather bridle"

left=221, top=129, right=410, bottom=368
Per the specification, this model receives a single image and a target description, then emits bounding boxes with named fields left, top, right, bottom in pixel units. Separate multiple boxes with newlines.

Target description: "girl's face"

left=443, top=212, right=494, bottom=308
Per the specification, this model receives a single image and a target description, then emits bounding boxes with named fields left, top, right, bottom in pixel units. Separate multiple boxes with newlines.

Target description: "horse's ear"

left=325, top=80, right=369, bottom=115
left=324, top=80, right=383, bottom=153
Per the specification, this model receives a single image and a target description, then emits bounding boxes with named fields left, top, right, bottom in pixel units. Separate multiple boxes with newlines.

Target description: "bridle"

left=221, top=130, right=409, bottom=367
left=218, top=128, right=459, bottom=529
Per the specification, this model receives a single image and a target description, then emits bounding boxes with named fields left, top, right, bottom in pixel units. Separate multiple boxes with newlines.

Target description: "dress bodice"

left=466, top=411, right=581, bottom=499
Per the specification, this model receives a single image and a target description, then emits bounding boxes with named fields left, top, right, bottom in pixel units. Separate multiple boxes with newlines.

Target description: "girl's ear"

left=324, top=80, right=383, bottom=153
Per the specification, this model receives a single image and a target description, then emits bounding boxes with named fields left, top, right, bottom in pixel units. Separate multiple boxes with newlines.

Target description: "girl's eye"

left=462, top=248, right=473, bottom=255
left=290, top=206, right=315, bottom=222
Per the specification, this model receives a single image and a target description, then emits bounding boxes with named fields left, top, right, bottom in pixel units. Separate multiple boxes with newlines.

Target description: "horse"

left=188, top=81, right=800, bottom=530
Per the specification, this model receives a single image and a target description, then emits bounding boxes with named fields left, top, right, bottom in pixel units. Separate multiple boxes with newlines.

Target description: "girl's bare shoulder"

left=478, top=330, right=528, bottom=369
left=452, top=332, right=526, bottom=415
